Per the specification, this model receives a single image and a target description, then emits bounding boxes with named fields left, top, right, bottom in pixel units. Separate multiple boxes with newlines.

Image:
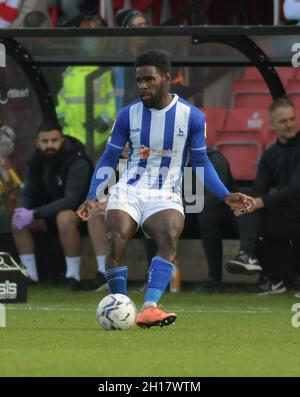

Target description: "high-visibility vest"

left=56, top=66, right=116, bottom=151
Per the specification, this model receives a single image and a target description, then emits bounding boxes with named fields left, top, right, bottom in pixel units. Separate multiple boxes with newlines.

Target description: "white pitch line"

left=5, top=305, right=291, bottom=314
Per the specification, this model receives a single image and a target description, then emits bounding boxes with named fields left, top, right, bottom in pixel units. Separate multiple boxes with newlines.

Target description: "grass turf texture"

left=1, top=286, right=300, bottom=377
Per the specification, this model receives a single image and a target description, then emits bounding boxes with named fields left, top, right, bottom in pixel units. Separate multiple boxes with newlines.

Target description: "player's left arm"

left=86, top=107, right=130, bottom=202
left=189, top=108, right=255, bottom=212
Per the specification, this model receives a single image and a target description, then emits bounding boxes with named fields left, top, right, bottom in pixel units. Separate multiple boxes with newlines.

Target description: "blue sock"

left=144, top=256, right=174, bottom=304
left=105, top=266, right=128, bottom=295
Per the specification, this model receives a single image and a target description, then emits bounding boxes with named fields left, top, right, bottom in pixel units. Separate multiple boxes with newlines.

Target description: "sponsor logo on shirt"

left=130, top=128, right=141, bottom=133
left=138, top=145, right=176, bottom=159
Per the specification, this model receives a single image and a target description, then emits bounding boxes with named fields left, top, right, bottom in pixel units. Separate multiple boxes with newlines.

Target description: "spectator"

left=0, top=0, right=50, bottom=28
left=56, top=15, right=116, bottom=159
left=113, top=9, right=148, bottom=111
left=197, top=148, right=261, bottom=293
left=11, top=121, right=107, bottom=291
left=229, top=98, right=300, bottom=295
left=283, top=0, right=300, bottom=25
left=114, top=9, right=194, bottom=111
left=47, top=0, right=84, bottom=25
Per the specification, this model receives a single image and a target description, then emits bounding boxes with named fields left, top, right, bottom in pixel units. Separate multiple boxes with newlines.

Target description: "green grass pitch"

left=1, top=286, right=300, bottom=377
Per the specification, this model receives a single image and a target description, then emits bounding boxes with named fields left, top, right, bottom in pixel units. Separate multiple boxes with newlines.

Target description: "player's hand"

left=233, top=196, right=264, bottom=216
left=224, top=193, right=255, bottom=213
left=76, top=200, right=98, bottom=221
left=89, top=197, right=108, bottom=218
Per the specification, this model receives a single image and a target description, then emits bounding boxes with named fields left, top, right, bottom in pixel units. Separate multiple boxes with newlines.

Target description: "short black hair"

left=37, top=120, right=62, bottom=135
left=269, top=97, right=295, bottom=116
left=135, top=50, right=171, bottom=75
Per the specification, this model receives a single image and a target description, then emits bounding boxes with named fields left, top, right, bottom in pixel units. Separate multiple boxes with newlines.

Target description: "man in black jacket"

left=197, top=149, right=260, bottom=292
left=11, top=121, right=107, bottom=290
left=230, top=98, right=300, bottom=294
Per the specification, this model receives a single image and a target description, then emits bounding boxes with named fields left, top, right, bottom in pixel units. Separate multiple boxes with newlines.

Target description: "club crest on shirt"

left=175, top=124, right=186, bottom=137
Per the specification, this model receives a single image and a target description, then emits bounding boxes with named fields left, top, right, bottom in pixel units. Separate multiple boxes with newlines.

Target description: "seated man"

left=11, top=121, right=107, bottom=290
left=228, top=98, right=300, bottom=295
left=197, top=148, right=261, bottom=293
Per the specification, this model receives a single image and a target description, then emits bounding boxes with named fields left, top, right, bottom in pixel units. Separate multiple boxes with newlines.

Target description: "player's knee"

left=107, top=229, right=127, bottom=248
left=56, top=210, right=78, bottom=232
left=156, top=234, right=178, bottom=261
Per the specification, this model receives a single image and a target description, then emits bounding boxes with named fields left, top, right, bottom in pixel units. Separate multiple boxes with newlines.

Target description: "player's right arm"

left=189, top=108, right=255, bottom=212
left=76, top=107, right=130, bottom=220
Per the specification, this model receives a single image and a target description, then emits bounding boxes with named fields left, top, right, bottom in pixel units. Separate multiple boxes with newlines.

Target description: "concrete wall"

left=81, top=238, right=258, bottom=285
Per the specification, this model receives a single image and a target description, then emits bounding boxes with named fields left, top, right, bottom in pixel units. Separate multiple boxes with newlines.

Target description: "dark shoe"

left=61, top=277, right=81, bottom=291
left=226, top=251, right=262, bottom=275
left=250, top=278, right=287, bottom=295
left=196, top=279, right=222, bottom=293
left=91, top=272, right=108, bottom=292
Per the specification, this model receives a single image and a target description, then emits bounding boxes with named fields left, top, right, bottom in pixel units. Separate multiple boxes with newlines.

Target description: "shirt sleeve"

left=20, top=170, right=35, bottom=209
left=86, top=107, right=130, bottom=200
left=188, top=107, right=207, bottom=152
left=253, top=152, right=273, bottom=196
left=254, top=150, right=300, bottom=207
left=189, top=108, right=229, bottom=200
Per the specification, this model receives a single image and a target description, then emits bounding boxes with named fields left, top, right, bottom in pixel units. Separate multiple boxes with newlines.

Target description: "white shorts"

left=106, top=183, right=184, bottom=231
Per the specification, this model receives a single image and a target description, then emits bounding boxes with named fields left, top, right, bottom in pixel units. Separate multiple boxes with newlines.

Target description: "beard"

left=37, top=146, right=64, bottom=164
left=140, top=84, right=164, bottom=108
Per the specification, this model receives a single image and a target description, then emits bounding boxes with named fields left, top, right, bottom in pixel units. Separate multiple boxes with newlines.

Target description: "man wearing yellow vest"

left=56, top=15, right=116, bottom=159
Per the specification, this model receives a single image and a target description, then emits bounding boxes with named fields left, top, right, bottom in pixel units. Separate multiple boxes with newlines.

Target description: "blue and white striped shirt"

left=87, top=94, right=229, bottom=200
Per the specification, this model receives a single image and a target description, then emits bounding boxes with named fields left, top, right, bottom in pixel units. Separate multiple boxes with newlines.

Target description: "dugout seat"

left=213, top=109, right=267, bottom=180
left=243, top=67, right=295, bottom=85
left=286, top=81, right=300, bottom=109
left=231, top=80, right=272, bottom=109
left=202, top=107, right=227, bottom=148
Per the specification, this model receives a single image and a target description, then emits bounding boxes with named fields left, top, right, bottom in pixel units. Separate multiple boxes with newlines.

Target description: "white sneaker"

left=257, top=279, right=287, bottom=296
left=226, top=251, right=262, bottom=275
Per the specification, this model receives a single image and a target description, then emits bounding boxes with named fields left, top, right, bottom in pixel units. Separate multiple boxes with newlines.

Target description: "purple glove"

left=12, top=208, right=34, bottom=229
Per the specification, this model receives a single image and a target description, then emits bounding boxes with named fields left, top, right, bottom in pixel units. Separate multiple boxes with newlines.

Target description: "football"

left=97, top=293, right=137, bottom=330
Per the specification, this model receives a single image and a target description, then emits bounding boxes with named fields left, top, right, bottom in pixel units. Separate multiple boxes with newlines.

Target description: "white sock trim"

left=20, top=254, right=38, bottom=281
left=142, top=302, right=157, bottom=311
left=96, top=255, right=106, bottom=274
left=65, top=256, right=81, bottom=281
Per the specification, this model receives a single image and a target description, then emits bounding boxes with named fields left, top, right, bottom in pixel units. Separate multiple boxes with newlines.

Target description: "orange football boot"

left=136, top=305, right=177, bottom=329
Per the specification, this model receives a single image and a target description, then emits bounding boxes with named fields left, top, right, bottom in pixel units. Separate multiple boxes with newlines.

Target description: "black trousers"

left=256, top=207, right=300, bottom=283
left=197, top=202, right=260, bottom=282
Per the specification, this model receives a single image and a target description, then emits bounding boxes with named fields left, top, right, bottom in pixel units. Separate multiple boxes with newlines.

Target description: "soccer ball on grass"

left=97, top=293, right=137, bottom=330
